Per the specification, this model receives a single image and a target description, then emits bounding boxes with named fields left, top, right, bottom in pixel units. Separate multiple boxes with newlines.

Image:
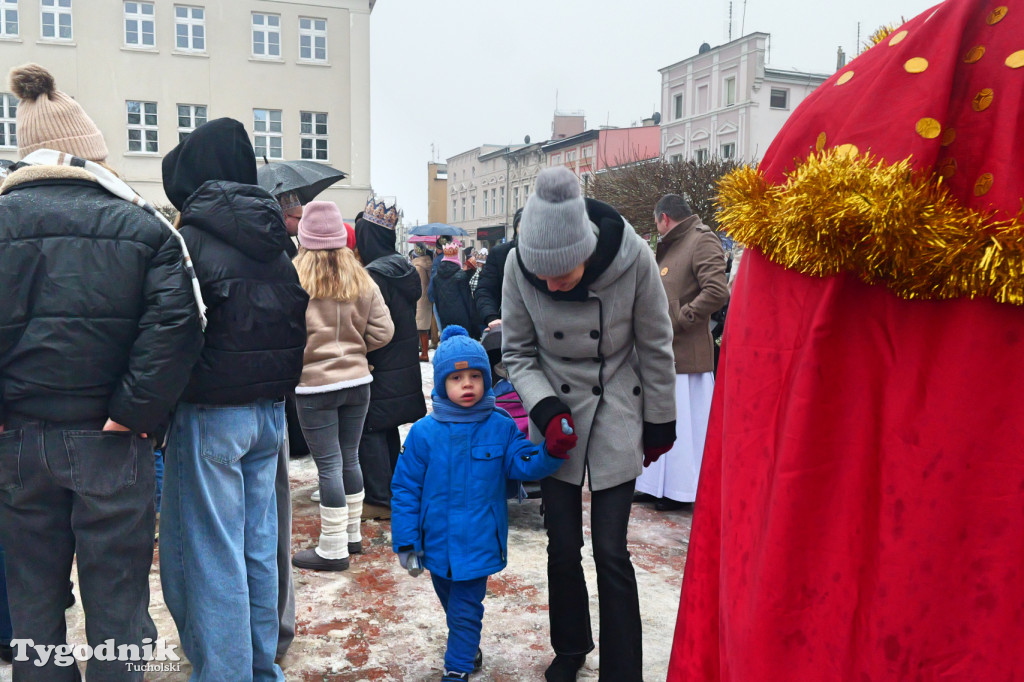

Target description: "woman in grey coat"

left=502, top=167, right=677, bottom=681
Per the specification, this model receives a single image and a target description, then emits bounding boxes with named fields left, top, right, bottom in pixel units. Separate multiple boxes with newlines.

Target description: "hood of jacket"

left=435, top=260, right=461, bottom=280
left=355, top=217, right=397, bottom=265
left=179, top=180, right=291, bottom=263
left=516, top=197, right=641, bottom=301
left=162, top=118, right=258, bottom=211
left=366, top=253, right=421, bottom=304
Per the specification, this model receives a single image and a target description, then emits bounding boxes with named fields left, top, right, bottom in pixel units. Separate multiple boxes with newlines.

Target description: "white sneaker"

left=311, top=489, right=320, bottom=503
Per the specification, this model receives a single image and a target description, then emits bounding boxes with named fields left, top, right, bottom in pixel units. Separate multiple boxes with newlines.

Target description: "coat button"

left=592, top=386, right=602, bottom=396
left=633, top=386, right=641, bottom=396
left=561, top=384, right=571, bottom=393
left=554, top=331, right=564, bottom=339
left=589, top=330, right=599, bottom=339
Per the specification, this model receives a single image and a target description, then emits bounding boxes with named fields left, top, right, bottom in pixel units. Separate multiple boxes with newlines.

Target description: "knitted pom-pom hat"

left=433, top=325, right=491, bottom=391
left=518, top=166, right=596, bottom=277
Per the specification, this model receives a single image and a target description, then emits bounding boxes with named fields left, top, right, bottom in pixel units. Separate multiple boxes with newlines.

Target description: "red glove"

left=643, top=444, right=672, bottom=468
left=544, top=414, right=577, bottom=459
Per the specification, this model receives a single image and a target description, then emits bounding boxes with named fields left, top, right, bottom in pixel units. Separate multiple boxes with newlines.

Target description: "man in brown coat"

left=635, top=194, right=729, bottom=511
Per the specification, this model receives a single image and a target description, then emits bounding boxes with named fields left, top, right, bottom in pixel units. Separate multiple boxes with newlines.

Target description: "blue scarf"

left=429, top=387, right=496, bottom=423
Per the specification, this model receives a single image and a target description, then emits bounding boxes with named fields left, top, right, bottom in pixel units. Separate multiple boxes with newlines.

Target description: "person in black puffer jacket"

left=0, top=63, right=204, bottom=679
left=159, top=117, right=308, bottom=682
left=354, top=199, right=426, bottom=515
left=433, top=242, right=481, bottom=339
left=474, top=207, right=521, bottom=330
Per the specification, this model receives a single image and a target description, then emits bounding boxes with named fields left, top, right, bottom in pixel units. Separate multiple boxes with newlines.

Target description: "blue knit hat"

left=433, top=326, right=491, bottom=391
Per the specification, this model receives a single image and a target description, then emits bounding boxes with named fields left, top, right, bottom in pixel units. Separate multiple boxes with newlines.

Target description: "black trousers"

left=541, top=476, right=642, bottom=681
left=358, top=427, right=401, bottom=507
left=0, top=415, right=157, bottom=682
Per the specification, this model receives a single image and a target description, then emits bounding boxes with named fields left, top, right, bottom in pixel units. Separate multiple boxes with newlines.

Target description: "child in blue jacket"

left=391, top=325, right=575, bottom=682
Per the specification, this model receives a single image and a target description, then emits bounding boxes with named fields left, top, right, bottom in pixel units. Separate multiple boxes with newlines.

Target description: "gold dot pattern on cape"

left=1006, top=51, right=1024, bottom=68
left=938, top=158, right=957, bottom=179
left=660, top=267, right=669, bottom=277
left=941, top=128, right=956, bottom=146
left=835, top=143, right=859, bottom=158
left=816, top=132, right=827, bottom=150
left=964, top=45, right=986, bottom=63
left=972, top=88, right=994, bottom=111
left=836, top=71, right=854, bottom=85
left=904, top=58, right=929, bottom=73
left=974, top=173, right=994, bottom=196
left=987, top=6, right=1008, bottom=25
left=889, top=30, right=908, bottom=45
left=916, top=118, right=942, bottom=139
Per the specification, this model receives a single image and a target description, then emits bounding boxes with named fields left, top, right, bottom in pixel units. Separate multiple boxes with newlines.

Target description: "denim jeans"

left=0, top=541, right=11, bottom=646
left=430, top=574, right=488, bottom=674
left=160, top=399, right=285, bottom=682
left=296, top=384, right=370, bottom=507
left=541, top=477, right=642, bottom=681
left=0, top=415, right=156, bottom=682
left=276, top=427, right=295, bottom=659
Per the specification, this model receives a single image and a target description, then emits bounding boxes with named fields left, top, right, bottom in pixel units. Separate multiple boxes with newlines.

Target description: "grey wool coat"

left=501, top=199, right=677, bottom=491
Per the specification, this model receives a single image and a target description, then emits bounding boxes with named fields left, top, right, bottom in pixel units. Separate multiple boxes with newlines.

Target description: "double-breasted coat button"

left=633, top=386, right=642, bottom=396
left=561, top=384, right=571, bottom=393
left=554, top=331, right=564, bottom=339
left=592, top=386, right=602, bottom=396
left=589, top=330, right=600, bottom=339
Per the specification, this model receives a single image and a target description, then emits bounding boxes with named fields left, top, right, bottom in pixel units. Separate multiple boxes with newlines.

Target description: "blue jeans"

left=430, top=573, right=488, bottom=674
left=0, top=541, right=11, bottom=645
left=160, top=400, right=285, bottom=682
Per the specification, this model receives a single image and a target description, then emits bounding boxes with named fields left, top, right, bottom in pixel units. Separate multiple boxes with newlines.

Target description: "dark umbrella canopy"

left=409, top=223, right=468, bottom=237
left=257, top=160, right=347, bottom=204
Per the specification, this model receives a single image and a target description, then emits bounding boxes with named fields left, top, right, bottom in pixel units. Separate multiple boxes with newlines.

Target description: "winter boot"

left=544, top=653, right=586, bottom=681
left=311, top=488, right=320, bottom=503
left=440, top=671, right=469, bottom=682
left=292, top=505, right=349, bottom=571
left=346, top=490, right=365, bottom=554
left=419, top=331, right=430, bottom=362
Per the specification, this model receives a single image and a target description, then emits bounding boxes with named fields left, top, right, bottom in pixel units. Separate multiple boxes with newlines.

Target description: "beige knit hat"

left=9, top=63, right=108, bottom=162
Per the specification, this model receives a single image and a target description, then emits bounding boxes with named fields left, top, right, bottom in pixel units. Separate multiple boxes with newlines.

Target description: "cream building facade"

left=0, top=0, right=373, bottom=216
left=659, top=33, right=828, bottom=164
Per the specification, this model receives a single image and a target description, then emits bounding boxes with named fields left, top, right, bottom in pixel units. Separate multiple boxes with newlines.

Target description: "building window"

left=513, top=187, right=520, bottom=211
left=720, top=142, right=736, bottom=159
left=177, top=104, right=206, bottom=142
left=697, top=85, right=709, bottom=114
left=1, top=0, right=19, bottom=37
left=500, top=186, right=505, bottom=214
left=252, top=12, right=280, bottom=58
left=481, top=190, right=487, bottom=216
left=174, top=5, right=204, bottom=51
left=491, top=189, right=496, bottom=214
left=126, top=100, right=158, bottom=153
left=694, top=148, right=709, bottom=164
left=723, top=76, right=736, bottom=106
left=461, top=198, right=466, bottom=221
left=673, top=93, right=683, bottom=120
left=0, top=93, right=16, bottom=149
left=669, top=154, right=683, bottom=163
left=253, top=108, right=283, bottom=160
left=41, top=0, right=72, bottom=40
left=452, top=198, right=456, bottom=220
left=300, top=111, right=327, bottom=160
left=523, top=183, right=529, bottom=200
left=471, top=195, right=476, bottom=219
left=299, top=17, right=326, bottom=62
left=770, top=88, right=789, bottom=109
left=124, top=2, right=154, bottom=47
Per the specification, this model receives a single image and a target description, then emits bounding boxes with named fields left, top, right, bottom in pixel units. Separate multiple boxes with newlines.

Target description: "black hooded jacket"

left=164, top=119, right=308, bottom=405
left=473, top=237, right=515, bottom=325
left=434, top=261, right=480, bottom=338
left=355, top=218, right=426, bottom=430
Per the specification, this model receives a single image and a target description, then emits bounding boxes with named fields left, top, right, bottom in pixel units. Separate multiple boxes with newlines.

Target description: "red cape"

left=669, top=250, right=1024, bottom=680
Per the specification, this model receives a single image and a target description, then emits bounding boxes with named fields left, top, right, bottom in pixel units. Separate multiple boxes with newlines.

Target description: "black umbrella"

left=257, top=160, right=347, bottom=205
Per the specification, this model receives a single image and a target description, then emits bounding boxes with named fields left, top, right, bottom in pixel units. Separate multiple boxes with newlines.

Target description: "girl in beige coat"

left=292, top=201, right=394, bottom=571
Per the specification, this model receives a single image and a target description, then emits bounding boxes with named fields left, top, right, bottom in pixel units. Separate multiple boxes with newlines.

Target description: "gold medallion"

left=904, top=57, right=929, bottom=73
left=972, top=88, right=994, bottom=112
left=660, top=267, right=669, bottom=277
left=974, top=173, right=994, bottom=196
left=964, top=45, right=986, bottom=63
left=888, top=30, right=908, bottom=46
left=915, top=118, right=941, bottom=139
left=1006, top=50, right=1024, bottom=69
left=986, top=6, right=1008, bottom=25
left=941, top=128, right=956, bottom=146
left=836, top=71, right=854, bottom=86
left=816, top=132, right=827, bottom=151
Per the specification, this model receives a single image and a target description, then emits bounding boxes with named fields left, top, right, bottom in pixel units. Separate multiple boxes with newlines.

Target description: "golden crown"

left=363, top=195, right=400, bottom=230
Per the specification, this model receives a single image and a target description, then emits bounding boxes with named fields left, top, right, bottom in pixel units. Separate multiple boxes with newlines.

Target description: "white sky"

left=369, top=0, right=940, bottom=225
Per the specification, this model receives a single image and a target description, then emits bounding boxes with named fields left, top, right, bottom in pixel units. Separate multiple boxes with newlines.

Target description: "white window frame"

left=251, top=12, right=280, bottom=58
left=499, top=186, right=505, bottom=214
left=461, top=198, right=466, bottom=221
left=0, top=93, right=16, bottom=149
left=41, top=0, right=72, bottom=41
left=471, top=194, right=476, bottom=219
left=126, top=100, right=158, bottom=154
left=720, top=142, right=736, bottom=160
left=1, top=0, right=19, bottom=38
left=723, top=76, right=736, bottom=107
left=669, top=154, right=683, bottom=163
left=174, top=5, right=205, bottom=52
left=298, top=16, right=327, bottom=62
left=490, top=189, right=496, bottom=214
left=123, top=2, right=154, bottom=48
left=451, top=198, right=456, bottom=221
left=770, top=88, right=790, bottom=110
left=177, top=103, right=206, bottom=142
left=673, top=93, right=683, bottom=120
left=513, top=187, right=520, bottom=211
left=253, top=108, right=283, bottom=160
left=300, top=111, right=328, bottom=161
left=481, top=190, right=487, bottom=216
left=694, top=148, right=709, bottom=164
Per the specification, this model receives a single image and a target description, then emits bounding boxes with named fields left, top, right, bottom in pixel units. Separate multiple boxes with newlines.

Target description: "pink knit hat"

left=297, top=201, right=347, bottom=250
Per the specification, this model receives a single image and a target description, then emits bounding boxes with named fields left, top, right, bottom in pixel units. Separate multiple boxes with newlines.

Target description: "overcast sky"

left=368, top=0, right=940, bottom=225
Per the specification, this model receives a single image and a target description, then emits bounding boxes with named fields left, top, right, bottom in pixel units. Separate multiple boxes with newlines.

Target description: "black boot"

left=545, top=653, right=586, bottom=681
left=474, top=648, right=483, bottom=671
left=0, top=642, right=12, bottom=664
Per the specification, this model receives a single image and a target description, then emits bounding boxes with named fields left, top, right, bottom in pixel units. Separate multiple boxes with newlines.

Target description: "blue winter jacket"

left=391, top=410, right=562, bottom=581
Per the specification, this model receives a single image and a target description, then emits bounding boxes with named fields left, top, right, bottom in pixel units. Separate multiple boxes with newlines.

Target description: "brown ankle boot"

left=418, top=331, right=430, bottom=362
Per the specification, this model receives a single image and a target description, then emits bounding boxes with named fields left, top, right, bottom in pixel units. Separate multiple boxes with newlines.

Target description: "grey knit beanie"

left=518, top=167, right=596, bottom=277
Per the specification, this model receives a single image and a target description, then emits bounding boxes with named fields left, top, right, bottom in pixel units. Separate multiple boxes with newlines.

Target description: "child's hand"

left=544, top=413, right=577, bottom=459
left=398, top=549, right=425, bottom=577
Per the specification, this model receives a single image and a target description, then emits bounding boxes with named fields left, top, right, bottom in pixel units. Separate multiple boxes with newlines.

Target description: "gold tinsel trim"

left=716, top=150, right=1024, bottom=305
